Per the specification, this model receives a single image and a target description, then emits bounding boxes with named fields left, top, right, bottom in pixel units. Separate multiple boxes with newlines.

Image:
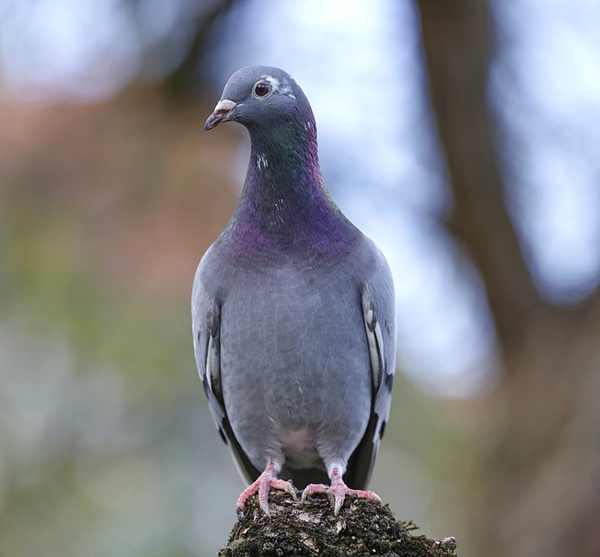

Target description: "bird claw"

left=301, top=482, right=337, bottom=510
left=236, top=462, right=296, bottom=518
left=301, top=469, right=381, bottom=515
left=272, top=478, right=298, bottom=501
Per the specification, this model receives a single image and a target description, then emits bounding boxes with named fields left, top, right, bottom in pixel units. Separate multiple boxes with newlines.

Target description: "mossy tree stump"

left=219, top=489, right=457, bottom=556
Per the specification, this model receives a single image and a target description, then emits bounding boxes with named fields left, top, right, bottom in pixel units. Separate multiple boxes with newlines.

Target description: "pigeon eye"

left=253, top=81, right=271, bottom=98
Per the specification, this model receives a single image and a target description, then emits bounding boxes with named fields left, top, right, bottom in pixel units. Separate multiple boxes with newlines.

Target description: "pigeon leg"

left=236, top=460, right=296, bottom=517
left=301, top=467, right=381, bottom=515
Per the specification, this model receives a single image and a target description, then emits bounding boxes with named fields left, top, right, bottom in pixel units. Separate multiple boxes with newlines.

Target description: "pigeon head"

left=203, top=66, right=356, bottom=259
left=205, top=66, right=313, bottom=133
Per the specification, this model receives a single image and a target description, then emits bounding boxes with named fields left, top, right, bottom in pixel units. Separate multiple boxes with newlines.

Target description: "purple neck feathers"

left=221, top=111, right=358, bottom=260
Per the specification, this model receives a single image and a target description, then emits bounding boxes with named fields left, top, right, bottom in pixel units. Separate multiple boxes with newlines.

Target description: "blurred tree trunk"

left=415, top=1, right=600, bottom=557
left=163, top=0, right=237, bottom=96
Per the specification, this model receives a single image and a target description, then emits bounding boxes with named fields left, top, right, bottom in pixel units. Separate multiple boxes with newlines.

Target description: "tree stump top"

left=219, top=489, right=457, bottom=556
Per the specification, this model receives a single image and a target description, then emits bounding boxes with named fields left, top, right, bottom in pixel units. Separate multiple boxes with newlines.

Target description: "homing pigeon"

left=193, top=66, right=396, bottom=517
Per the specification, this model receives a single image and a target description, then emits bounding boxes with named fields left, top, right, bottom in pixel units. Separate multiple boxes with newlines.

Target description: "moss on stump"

left=219, top=489, right=457, bottom=557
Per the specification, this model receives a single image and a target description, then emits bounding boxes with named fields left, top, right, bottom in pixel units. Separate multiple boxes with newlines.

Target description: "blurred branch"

left=221, top=490, right=457, bottom=556
left=582, top=282, right=600, bottom=319
left=164, top=0, right=238, bottom=97
left=416, top=0, right=548, bottom=354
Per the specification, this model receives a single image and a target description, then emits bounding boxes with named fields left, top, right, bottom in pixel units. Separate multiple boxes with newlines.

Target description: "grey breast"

left=204, top=245, right=373, bottom=474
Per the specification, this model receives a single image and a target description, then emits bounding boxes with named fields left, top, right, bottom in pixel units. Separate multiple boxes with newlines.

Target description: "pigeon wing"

left=344, top=243, right=396, bottom=489
left=191, top=251, right=261, bottom=484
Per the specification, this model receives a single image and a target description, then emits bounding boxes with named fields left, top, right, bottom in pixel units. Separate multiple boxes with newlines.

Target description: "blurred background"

left=1, top=0, right=599, bottom=555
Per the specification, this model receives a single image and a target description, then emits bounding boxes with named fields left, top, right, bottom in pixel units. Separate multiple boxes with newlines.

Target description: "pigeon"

left=193, top=65, right=396, bottom=516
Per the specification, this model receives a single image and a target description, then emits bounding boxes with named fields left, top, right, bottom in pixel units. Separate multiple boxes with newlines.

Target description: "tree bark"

left=416, top=0, right=546, bottom=355
left=219, top=489, right=457, bottom=556
left=163, top=0, right=238, bottom=97
left=416, top=1, right=600, bottom=557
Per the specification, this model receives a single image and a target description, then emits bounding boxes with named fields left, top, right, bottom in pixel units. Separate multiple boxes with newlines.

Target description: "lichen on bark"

left=219, top=489, right=457, bottom=556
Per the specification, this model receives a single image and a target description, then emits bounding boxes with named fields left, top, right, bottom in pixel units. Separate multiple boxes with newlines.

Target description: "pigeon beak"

left=205, top=99, right=237, bottom=131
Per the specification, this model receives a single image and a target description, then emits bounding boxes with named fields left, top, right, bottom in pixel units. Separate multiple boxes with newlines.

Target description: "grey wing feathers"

left=191, top=258, right=261, bottom=483
left=192, top=266, right=226, bottom=443
left=345, top=244, right=396, bottom=489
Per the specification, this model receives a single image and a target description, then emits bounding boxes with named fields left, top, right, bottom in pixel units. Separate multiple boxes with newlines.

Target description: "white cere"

left=257, top=153, right=269, bottom=170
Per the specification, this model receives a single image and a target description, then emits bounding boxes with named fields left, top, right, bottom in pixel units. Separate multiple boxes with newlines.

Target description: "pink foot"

left=301, top=467, right=381, bottom=515
left=236, top=461, right=297, bottom=517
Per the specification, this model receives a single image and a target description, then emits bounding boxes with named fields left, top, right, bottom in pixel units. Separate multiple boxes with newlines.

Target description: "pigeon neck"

left=244, top=115, right=323, bottom=200
left=225, top=117, right=358, bottom=257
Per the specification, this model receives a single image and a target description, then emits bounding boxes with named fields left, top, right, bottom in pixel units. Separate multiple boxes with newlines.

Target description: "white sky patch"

left=0, top=0, right=140, bottom=101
